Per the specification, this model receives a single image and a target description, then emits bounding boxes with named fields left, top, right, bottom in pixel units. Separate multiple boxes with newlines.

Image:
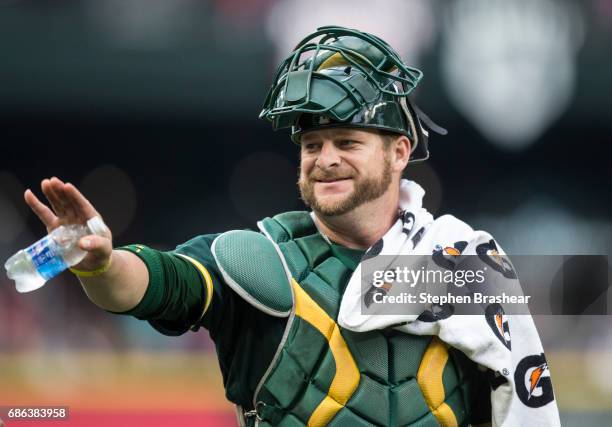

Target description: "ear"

left=391, top=135, right=411, bottom=173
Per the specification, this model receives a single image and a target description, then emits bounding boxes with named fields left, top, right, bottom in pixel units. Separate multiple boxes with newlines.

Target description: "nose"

left=315, top=141, right=341, bottom=169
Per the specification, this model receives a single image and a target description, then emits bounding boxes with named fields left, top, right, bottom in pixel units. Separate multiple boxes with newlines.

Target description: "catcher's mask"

left=259, top=25, right=446, bottom=162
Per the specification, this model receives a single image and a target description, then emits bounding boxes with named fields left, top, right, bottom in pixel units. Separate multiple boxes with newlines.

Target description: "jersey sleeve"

left=114, top=234, right=227, bottom=336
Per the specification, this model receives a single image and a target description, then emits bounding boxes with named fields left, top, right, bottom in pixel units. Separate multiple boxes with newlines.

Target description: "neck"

left=313, top=183, right=400, bottom=250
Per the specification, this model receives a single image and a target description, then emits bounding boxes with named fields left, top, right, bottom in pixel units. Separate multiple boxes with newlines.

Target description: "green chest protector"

left=212, top=212, right=471, bottom=427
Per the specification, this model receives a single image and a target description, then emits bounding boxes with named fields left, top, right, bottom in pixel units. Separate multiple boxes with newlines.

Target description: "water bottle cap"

left=87, top=216, right=109, bottom=236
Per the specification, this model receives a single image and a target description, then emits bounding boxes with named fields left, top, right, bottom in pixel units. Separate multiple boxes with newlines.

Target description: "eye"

left=302, top=142, right=319, bottom=152
left=339, top=140, right=356, bottom=147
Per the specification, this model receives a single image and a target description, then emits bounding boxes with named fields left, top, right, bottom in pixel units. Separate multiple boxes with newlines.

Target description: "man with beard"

left=24, top=27, right=558, bottom=426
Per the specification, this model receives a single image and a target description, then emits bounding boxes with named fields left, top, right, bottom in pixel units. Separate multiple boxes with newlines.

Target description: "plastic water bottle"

left=4, top=216, right=108, bottom=293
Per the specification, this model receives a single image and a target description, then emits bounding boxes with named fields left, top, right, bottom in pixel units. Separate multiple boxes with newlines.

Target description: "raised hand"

left=24, top=177, right=113, bottom=272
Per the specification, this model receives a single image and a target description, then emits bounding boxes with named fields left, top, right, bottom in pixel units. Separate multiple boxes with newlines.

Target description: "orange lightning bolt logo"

left=444, top=246, right=461, bottom=256
left=495, top=313, right=507, bottom=344
left=528, top=363, right=548, bottom=399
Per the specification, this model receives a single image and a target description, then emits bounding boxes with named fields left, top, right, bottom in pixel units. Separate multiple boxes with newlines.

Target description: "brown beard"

left=298, top=153, right=393, bottom=216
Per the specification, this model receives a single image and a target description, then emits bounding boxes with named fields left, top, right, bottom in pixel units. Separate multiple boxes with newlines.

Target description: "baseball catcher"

left=24, top=26, right=559, bottom=426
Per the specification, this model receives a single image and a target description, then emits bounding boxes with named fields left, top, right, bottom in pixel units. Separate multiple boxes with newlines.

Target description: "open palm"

left=24, top=177, right=113, bottom=271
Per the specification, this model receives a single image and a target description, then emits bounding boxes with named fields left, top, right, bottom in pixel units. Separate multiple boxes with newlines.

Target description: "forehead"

left=300, top=127, right=380, bottom=143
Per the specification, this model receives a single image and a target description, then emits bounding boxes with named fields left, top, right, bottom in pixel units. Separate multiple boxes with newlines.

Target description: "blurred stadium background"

left=0, top=0, right=611, bottom=425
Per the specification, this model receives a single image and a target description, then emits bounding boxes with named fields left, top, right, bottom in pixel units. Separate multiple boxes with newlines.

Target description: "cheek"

left=299, top=159, right=313, bottom=179
left=350, top=153, right=381, bottom=175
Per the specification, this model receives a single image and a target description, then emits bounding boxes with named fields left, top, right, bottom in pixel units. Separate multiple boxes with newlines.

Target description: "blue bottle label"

left=25, top=236, right=68, bottom=280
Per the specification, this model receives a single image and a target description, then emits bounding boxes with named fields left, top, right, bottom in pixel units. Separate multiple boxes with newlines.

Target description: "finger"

left=24, top=189, right=59, bottom=229
left=54, top=182, right=79, bottom=221
left=41, top=178, right=66, bottom=217
left=48, top=177, right=72, bottom=218
left=64, top=182, right=100, bottom=220
left=79, top=235, right=112, bottom=261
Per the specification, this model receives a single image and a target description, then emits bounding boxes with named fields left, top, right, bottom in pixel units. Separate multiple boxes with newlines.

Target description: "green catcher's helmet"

left=259, top=25, right=445, bottom=162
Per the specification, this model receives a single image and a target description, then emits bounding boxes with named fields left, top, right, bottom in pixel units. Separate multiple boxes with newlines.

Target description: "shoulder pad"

left=211, top=230, right=293, bottom=317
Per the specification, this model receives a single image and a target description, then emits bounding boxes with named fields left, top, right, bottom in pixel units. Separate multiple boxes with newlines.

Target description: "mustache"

left=306, top=169, right=355, bottom=182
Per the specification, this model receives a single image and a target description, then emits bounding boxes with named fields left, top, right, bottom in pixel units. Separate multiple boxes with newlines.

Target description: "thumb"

left=79, top=235, right=112, bottom=257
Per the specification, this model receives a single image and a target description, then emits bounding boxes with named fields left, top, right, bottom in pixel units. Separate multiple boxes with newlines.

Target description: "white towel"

left=337, top=179, right=561, bottom=427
